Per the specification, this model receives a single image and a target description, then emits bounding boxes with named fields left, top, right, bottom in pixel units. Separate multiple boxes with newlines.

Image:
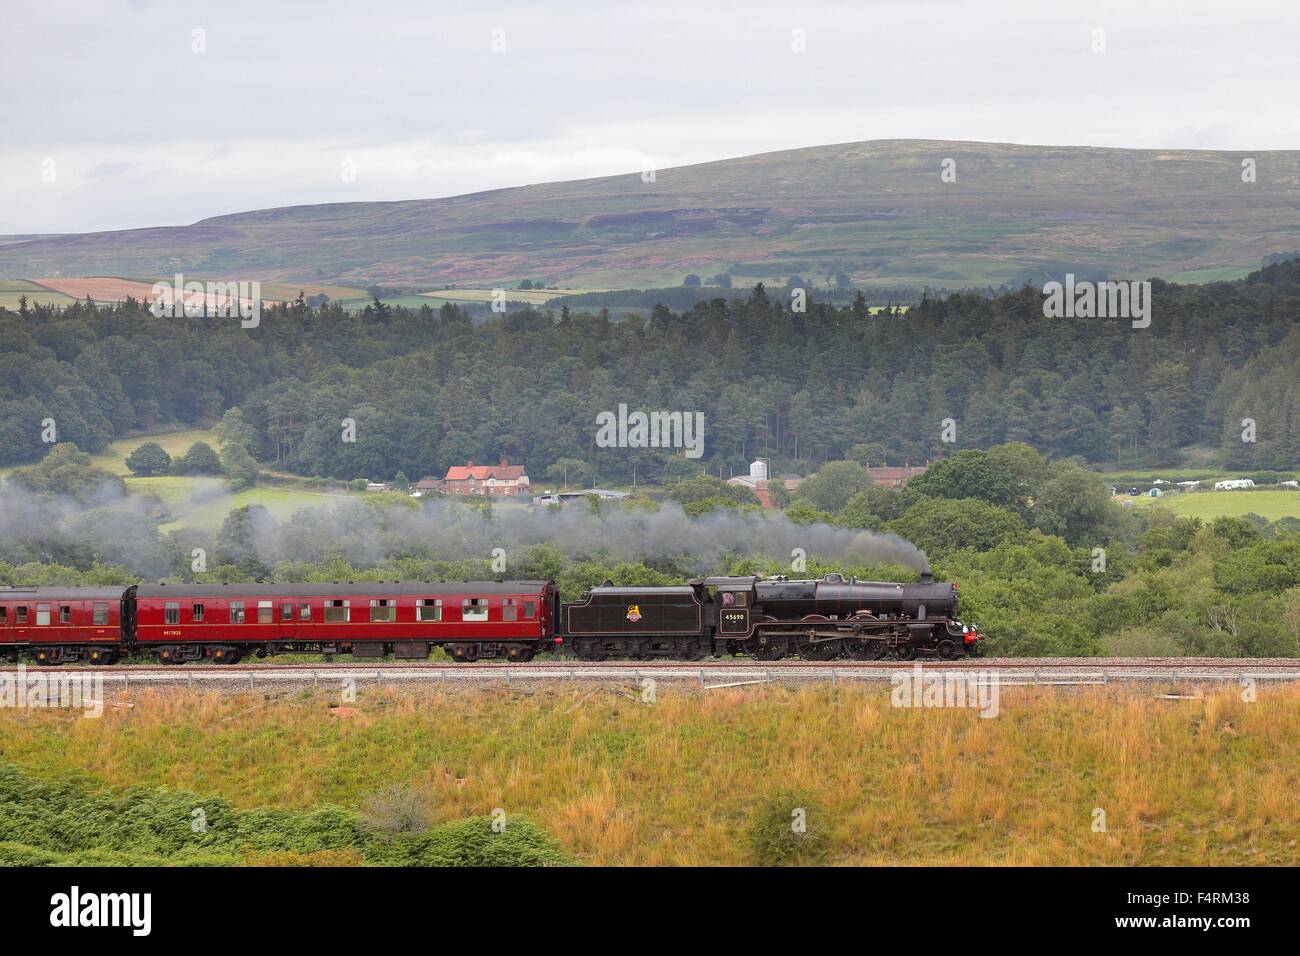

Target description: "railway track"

left=5, top=657, right=1300, bottom=688
left=5, top=656, right=1300, bottom=672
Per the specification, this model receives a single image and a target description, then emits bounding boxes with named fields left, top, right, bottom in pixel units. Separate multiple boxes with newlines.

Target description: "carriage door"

left=717, top=588, right=751, bottom=636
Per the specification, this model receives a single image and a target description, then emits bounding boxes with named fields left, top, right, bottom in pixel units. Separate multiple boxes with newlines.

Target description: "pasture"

left=1130, top=488, right=1300, bottom=521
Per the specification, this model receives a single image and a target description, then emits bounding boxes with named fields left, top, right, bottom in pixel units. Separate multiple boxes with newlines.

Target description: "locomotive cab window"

left=93, top=603, right=108, bottom=626
left=417, top=599, right=442, bottom=622
left=462, top=598, right=489, bottom=622
left=370, top=599, right=396, bottom=623
left=324, top=600, right=350, bottom=623
left=164, top=602, right=180, bottom=625
left=502, top=598, right=518, bottom=622
left=229, top=601, right=246, bottom=624
left=36, top=604, right=51, bottom=626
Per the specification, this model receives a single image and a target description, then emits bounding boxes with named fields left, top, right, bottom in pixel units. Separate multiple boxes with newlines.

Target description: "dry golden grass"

left=1, top=684, right=1296, bottom=865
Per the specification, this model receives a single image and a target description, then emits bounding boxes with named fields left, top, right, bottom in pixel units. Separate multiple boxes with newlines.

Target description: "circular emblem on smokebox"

left=626, top=604, right=642, bottom=622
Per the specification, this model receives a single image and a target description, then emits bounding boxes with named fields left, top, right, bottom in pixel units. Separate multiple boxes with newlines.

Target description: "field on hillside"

left=0, top=278, right=76, bottom=309
left=1131, top=489, right=1300, bottom=521
left=0, top=683, right=1295, bottom=866
left=128, top=476, right=351, bottom=531
left=85, top=427, right=222, bottom=476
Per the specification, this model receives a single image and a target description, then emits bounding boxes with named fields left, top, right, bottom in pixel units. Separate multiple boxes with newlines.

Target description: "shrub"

left=746, top=790, right=829, bottom=865
left=360, top=783, right=438, bottom=840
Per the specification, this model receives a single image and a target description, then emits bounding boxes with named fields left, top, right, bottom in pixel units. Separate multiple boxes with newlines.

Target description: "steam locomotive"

left=0, top=573, right=981, bottom=665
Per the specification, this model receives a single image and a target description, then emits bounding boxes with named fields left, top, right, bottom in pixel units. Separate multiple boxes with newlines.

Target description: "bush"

left=370, top=817, right=574, bottom=867
left=746, top=790, right=829, bottom=865
left=360, top=783, right=437, bottom=839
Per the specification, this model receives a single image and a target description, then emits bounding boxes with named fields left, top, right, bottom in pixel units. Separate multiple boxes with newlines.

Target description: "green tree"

left=887, top=498, right=1027, bottom=558
left=221, top=444, right=260, bottom=492
left=794, top=460, right=874, bottom=513
left=125, top=441, right=172, bottom=476
left=172, top=441, right=223, bottom=475
left=8, top=443, right=125, bottom=502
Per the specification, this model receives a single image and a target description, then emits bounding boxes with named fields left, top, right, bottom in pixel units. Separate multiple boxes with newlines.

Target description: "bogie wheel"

left=210, top=646, right=242, bottom=665
left=33, top=648, right=60, bottom=666
left=937, top=640, right=961, bottom=660
left=675, top=638, right=706, bottom=661
left=505, top=643, right=535, bottom=663
left=451, top=643, right=480, bottom=663
left=87, top=647, right=118, bottom=665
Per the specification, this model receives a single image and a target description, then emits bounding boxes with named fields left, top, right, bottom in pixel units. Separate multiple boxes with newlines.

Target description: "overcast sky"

left=2, top=0, right=1297, bottom=234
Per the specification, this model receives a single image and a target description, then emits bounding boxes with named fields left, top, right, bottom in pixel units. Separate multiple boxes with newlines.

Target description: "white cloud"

left=1, top=0, right=1296, bottom=233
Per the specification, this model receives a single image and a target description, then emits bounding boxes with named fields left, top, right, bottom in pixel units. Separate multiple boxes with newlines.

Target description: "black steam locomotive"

left=564, top=572, right=982, bottom=661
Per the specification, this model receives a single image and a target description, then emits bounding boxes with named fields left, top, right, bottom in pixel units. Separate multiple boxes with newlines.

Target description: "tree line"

left=2, top=260, right=1298, bottom=484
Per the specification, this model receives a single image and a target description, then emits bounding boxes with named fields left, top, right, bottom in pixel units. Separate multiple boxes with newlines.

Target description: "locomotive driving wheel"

left=748, top=631, right=789, bottom=661
left=795, top=616, right=842, bottom=660
left=845, top=639, right=888, bottom=660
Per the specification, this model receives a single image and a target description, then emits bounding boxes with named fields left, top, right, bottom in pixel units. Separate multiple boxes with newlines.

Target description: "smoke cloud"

left=0, top=486, right=929, bottom=581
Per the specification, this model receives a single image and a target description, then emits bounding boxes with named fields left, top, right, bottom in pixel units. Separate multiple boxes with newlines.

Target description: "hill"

left=3, top=140, right=1299, bottom=289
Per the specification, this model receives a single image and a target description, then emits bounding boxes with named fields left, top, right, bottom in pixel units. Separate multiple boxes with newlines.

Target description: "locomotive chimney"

left=919, top=570, right=934, bottom=584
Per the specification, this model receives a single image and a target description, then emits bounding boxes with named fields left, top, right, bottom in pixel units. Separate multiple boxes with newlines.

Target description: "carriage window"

left=462, top=598, right=489, bottom=622
left=417, top=599, right=442, bottom=622
left=17, top=606, right=28, bottom=624
left=299, top=603, right=312, bottom=621
left=502, top=598, right=518, bottom=622
left=0, top=608, right=6, bottom=624
left=192, top=603, right=204, bottom=622
left=93, top=603, right=108, bottom=626
left=281, top=603, right=294, bottom=621
left=59, top=605, right=71, bottom=623
left=35, top=604, right=51, bottom=626
left=229, top=601, right=246, bottom=624
left=324, top=600, right=350, bottom=623
left=258, top=601, right=273, bottom=624
left=164, top=602, right=180, bottom=625
left=370, top=599, right=396, bottom=623
left=523, top=601, right=536, bottom=619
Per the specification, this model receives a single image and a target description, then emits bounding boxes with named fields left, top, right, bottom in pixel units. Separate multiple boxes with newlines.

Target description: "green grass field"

left=127, top=475, right=352, bottom=531
left=1130, top=489, right=1300, bottom=521
left=0, top=279, right=76, bottom=310
left=85, top=427, right=222, bottom=476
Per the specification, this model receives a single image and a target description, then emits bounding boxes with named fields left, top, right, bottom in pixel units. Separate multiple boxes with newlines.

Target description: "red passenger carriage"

left=132, top=581, right=558, bottom=663
left=0, top=586, right=128, bottom=664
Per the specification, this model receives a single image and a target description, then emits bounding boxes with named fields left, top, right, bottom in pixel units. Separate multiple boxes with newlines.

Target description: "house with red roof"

left=443, top=458, right=531, bottom=497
